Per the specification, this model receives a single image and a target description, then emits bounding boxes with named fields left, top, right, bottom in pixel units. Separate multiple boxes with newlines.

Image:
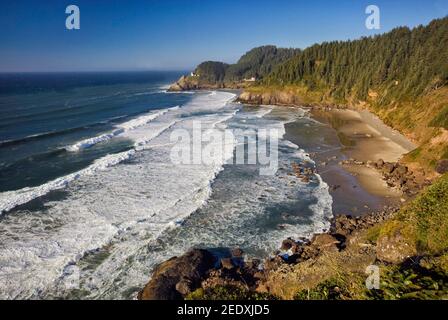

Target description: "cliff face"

left=168, top=75, right=250, bottom=91
left=239, top=84, right=448, bottom=174
left=238, top=90, right=302, bottom=105
left=169, top=75, right=205, bottom=91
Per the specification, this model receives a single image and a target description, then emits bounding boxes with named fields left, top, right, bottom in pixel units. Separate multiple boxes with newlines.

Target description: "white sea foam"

left=0, top=91, right=239, bottom=299
left=0, top=91, right=333, bottom=300
left=65, top=107, right=178, bottom=152
left=0, top=149, right=136, bottom=214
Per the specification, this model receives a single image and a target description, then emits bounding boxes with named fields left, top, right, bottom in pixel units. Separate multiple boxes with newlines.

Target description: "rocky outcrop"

left=436, top=159, right=448, bottom=174
left=168, top=75, right=201, bottom=91
left=138, top=207, right=406, bottom=300
left=331, top=207, right=397, bottom=236
left=340, top=158, right=429, bottom=196
left=138, top=249, right=216, bottom=300
left=276, top=207, right=397, bottom=264
left=168, top=75, right=248, bottom=92
left=376, top=231, right=417, bottom=264
left=237, top=90, right=348, bottom=109
left=238, top=90, right=302, bottom=106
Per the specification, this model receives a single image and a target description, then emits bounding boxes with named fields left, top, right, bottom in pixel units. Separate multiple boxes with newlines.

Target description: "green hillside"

left=243, top=17, right=448, bottom=171
left=224, top=45, right=300, bottom=82
left=265, top=17, right=448, bottom=103
left=192, top=46, right=300, bottom=85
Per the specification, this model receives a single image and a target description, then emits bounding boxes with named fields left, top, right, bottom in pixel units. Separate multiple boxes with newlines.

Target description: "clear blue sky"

left=1, top=0, right=447, bottom=72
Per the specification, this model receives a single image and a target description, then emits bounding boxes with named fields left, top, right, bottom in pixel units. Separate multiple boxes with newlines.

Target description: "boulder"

left=138, top=249, right=216, bottom=300
left=376, top=159, right=385, bottom=168
left=382, top=163, right=395, bottom=174
left=220, top=258, right=235, bottom=270
left=231, top=247, right=244, bottom=258
left=175, top=278, right=194, bottom=296
left=310, top=233, right=340, bottom=252
left=436, top=159, right=448, bottom=174
left=395, top=164, right=408, bottom=176
left=376, top=232, right=417, bottom=264
left=281, top=238, right=296, bottom=251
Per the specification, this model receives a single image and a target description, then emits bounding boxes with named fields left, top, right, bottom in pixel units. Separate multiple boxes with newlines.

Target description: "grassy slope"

left=268, top=174, right=448, bottom=300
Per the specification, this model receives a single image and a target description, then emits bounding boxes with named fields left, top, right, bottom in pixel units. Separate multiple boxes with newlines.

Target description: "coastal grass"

left=366, top=264, right=448, bottom=300
left=429, top=104, right=448, bottom=129
left=380, top=173, right=448, bottom=254
left=186, top=286, right=277, bottom=300
left=291, top=173, right=448, bottom=300
left=249, top=174, right=447, bottom=300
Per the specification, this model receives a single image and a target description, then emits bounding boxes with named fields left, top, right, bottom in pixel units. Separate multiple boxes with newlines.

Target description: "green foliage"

left=396, top=173, right=448, bottom=254
left=193, top=46, right=299, bottom=84
left=265, top=17, right=448, bottom=103
left=224, top=46, right=300, bottom=82
left=367, top=266, right=448, bottom=300
left=195, top=61, right=229, bottom=83
left=429, top=105, right=448, bottom=129
left=443, top=146, right=448, bottom=159
left=406, top=146, right=422, bottom=161
left=294, top=262, right=448, bottom=300
left=186, top=285, right=277, bottom=301
left=365, top=224, right=382, bottom=244
left=294, top=278, right=354, bottom=300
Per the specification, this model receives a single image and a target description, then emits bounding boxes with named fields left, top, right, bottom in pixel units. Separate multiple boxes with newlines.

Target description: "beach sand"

left=284, top=107, right=416, bottom=216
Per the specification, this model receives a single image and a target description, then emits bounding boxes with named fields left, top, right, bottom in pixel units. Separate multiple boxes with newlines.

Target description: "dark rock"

left=310, top=233, right=340, bottom=252
left=436, top=159, right=448, bottom=174
left=395, top=164, right=408, bottom=176
left=398, top=177, right=408, bottom=187
left=175, top=278, right=194, bottom=296
left=246, top=259, right=260, bottom=270
left=220, top=258, right=235, bottom=270
left=382, top=163, right=395, bottom=174
left=138, top=249, right=216, bottom=300
left=376, top=159, right=385, bottom=167
left=231, top=247, right=244, bottom=258
left=281, top=238, right=296, bottom=251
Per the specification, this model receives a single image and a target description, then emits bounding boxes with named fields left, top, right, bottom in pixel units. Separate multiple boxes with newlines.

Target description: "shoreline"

left=311, top=108, right=416, bottom=209
left=138, top=94, right=421, bottom=300
left=284, top=106, right=415, bottom=216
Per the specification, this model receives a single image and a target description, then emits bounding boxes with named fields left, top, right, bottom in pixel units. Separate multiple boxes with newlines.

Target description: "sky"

left=0, top=0, right=447, bottom=72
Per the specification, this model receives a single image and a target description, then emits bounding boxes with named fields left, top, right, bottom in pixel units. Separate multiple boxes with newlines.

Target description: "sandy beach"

left=285, top=107, right=416, bottom=216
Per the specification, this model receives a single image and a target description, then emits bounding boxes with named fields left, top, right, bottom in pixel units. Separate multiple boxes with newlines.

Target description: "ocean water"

left=0, top=72, right=332, bottom=299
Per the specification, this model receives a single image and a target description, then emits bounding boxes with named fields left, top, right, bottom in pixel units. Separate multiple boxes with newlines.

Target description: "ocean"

left=0, top=72, right=332, bottom=299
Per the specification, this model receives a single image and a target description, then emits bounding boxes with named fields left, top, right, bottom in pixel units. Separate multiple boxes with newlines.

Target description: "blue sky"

left=1, top=0, right=447, bottom=72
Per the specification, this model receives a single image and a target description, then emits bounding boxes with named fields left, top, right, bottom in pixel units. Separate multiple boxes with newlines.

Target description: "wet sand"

left=284, top=107, right=416, bottom=216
